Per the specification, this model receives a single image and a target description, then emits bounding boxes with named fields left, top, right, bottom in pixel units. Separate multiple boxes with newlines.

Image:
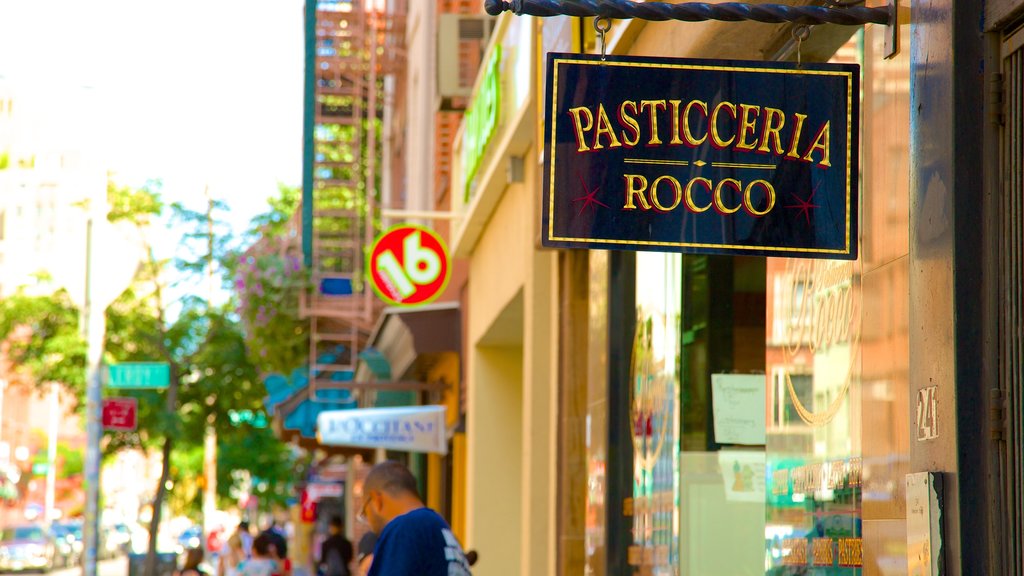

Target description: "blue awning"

left=265, top=346, right=358, bottom=439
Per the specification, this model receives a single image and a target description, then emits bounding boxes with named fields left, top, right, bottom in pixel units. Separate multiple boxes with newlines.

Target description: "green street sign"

left=107, top=362, right=170, bottom=389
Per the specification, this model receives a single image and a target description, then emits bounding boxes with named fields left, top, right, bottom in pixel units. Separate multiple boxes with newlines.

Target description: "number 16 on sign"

left=369, top=225, right=451, bottom=307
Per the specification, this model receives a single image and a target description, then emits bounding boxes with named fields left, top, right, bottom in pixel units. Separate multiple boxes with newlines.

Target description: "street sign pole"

left=82, top=215, right=104, bottom=576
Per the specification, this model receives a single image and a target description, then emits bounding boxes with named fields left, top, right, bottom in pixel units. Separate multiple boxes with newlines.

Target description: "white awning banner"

left=316, top=405, right=448, bottom=455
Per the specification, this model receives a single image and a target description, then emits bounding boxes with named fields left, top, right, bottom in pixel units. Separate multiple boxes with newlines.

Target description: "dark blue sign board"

left=542, top=53, right=859, bottom=260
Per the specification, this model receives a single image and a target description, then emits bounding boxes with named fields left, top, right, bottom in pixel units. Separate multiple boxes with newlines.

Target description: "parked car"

left=51, top=520, right=84, bottom=568
left=0, top=524, right=57, bottom=573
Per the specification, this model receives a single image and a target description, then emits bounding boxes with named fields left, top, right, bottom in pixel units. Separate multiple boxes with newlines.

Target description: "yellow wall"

left=451, top=432, right=467, bottom=543
left=467, top=180, right=530, bottom=341
left=463, top=132, right=559, bottom=575
left=466, top=344, right=524, bottom=575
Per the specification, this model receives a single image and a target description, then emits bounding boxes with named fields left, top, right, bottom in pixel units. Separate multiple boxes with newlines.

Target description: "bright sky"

left=0, top=0, right=305, bottom=237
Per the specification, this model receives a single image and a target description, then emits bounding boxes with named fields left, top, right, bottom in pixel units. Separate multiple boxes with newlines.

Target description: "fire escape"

left=301, top=0, right=406, bottom=401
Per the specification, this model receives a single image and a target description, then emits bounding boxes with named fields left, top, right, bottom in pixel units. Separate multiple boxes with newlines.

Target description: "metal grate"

left=1000, top=20, right=1024, bottom=576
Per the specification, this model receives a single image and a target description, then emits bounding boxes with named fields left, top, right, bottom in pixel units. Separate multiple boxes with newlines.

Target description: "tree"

left=1, top=180, right=303, bottom=576
left=102, top=187, right=293, bottom=575
left=0, top=288, right=86, bottom=399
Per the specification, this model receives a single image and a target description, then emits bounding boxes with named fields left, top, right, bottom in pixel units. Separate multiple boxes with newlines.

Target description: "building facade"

left=447, top=1, right=1024, bottom=575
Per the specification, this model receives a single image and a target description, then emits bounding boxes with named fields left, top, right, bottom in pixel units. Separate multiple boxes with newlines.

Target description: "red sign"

left=102, top=397, right=138, bottom=431
left=368, top=225, right=450, bottom=306
left=299, top=489, right=317, bottom=523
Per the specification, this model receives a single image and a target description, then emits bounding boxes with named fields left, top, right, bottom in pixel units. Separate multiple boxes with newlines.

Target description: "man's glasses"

left=357, top=492, right=373, bottom=525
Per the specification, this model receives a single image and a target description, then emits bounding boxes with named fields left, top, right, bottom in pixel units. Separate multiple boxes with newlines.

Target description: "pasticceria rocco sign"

left=542, top=53, right=860, bottom=259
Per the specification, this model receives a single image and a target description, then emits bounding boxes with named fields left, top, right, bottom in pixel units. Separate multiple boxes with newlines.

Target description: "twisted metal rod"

left=484, top=0, right=891, bottom=26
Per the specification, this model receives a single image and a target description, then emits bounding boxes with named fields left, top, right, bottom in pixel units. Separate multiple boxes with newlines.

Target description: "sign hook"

left=791, top=24, right=811, bottom=66
left=593, top=16, right=611, bottom=60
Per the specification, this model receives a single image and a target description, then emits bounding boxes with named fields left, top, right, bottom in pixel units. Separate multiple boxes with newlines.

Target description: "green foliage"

left=58, top=443, right=84, bottom=478
left=235, top=253, right=309, bottom=374
left=216, top=426, right=300, bottom=511
left=107, top=180, right=163, bottom=225
left=167, top=446, right=204, bottom=518
left=233, top=185, right=309, bottom=375
left=0, top=289, right=86, bottom=399
left=246, top=184, right=301, bottom=241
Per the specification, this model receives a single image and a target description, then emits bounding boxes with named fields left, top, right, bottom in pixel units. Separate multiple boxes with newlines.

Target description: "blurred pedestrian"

left=237, top=533, right=277, bottom=576
left=355, top=532, right=376, bottom=576
left=318, top=516, right=353, bottom=576
left=359, top=460, right=472, bottom=575
left=178, top=547, right=209, bottom=576
left=261, top=523, right=291, bottom=576
left=238, top=521, right=254, bottom=559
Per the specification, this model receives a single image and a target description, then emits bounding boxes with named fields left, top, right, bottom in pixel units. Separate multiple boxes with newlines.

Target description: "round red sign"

left=368, top=225, right=451, bottom=306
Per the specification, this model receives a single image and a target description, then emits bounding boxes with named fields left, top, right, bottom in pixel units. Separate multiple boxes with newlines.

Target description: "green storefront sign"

left=462, top=45, right=501, bottom=201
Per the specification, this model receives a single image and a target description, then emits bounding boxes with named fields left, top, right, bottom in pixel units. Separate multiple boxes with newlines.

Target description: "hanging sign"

left=542, top=53, right=859, bottom=260
left=316, top=405, right=448, bottom=455
left=368, top=225, right=451, bottom=307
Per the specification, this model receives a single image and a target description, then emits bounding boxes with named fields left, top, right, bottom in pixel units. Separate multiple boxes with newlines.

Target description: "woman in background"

left=178, top=547, right=208, bottom=576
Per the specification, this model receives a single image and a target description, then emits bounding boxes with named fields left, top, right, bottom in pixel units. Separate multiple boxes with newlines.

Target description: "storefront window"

left=629, top=252, right=682, bottom=573
left=679, top=255, right=767, bottom=576
left=580, top=19, right=910, bottom=576
left=586, top=250, right=610, bottom=576
left=765, top=24, right=911, bottom=574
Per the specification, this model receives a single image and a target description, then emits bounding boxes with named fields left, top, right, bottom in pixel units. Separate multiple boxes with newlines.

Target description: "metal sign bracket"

left=486, top=0, right=901, bottom=60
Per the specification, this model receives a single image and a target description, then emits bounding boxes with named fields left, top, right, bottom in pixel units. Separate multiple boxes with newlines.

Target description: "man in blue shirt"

left=360, top=461, right=472, bottom=576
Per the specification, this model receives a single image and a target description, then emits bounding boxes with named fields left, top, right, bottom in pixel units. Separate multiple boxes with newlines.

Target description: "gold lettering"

left=568, top=106, right=594, bottom=152
left=713, top=178, right=743, bottom=214
left=669, top=100, right=683, bottom=144
left=650, top=175, right=682, bottom=212
left=782, top=538, right=808, bottom=566
left=786, top=113, right=808, bottom=159
left=757, top=107, right=787, bottom=154
left=848, top=457, right=862, bottom=487
left=682, top=100, right=708, bottom=146
left=812, top=538, right=834, bottom=566
left=838, top=538, right=863, bottom=567
left=829, top=460, right=845, bottom=490
left=735, top=104, right=761, bottom=151
left=618, top=101, right=641, bottom=147
left=744, top=180, right=776, bottom=216
left=639, top=100, right=667, bottom=145
left=592, top=104, right=622, bottom=150
left=791, top=466, right=804, bottom=494
left=710, top=101, right=737, bottom=148
left=623, top=174, right=651, bottom=210
left=772, top=469, right=790, bottom=496
left=683, top=177, right=713, bottom=213
left=802, top=120, right=831, bottom=167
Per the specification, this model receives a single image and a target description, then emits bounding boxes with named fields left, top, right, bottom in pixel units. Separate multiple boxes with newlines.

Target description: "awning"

left=266, top=304, right=461, bottom=451
left=265, top=347, right=357, bottom=440
left=354, top=302, right=461, bottom=384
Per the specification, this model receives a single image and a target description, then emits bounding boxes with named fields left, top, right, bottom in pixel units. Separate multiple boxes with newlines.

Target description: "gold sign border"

left=546, top=57, right=856, bottom=256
